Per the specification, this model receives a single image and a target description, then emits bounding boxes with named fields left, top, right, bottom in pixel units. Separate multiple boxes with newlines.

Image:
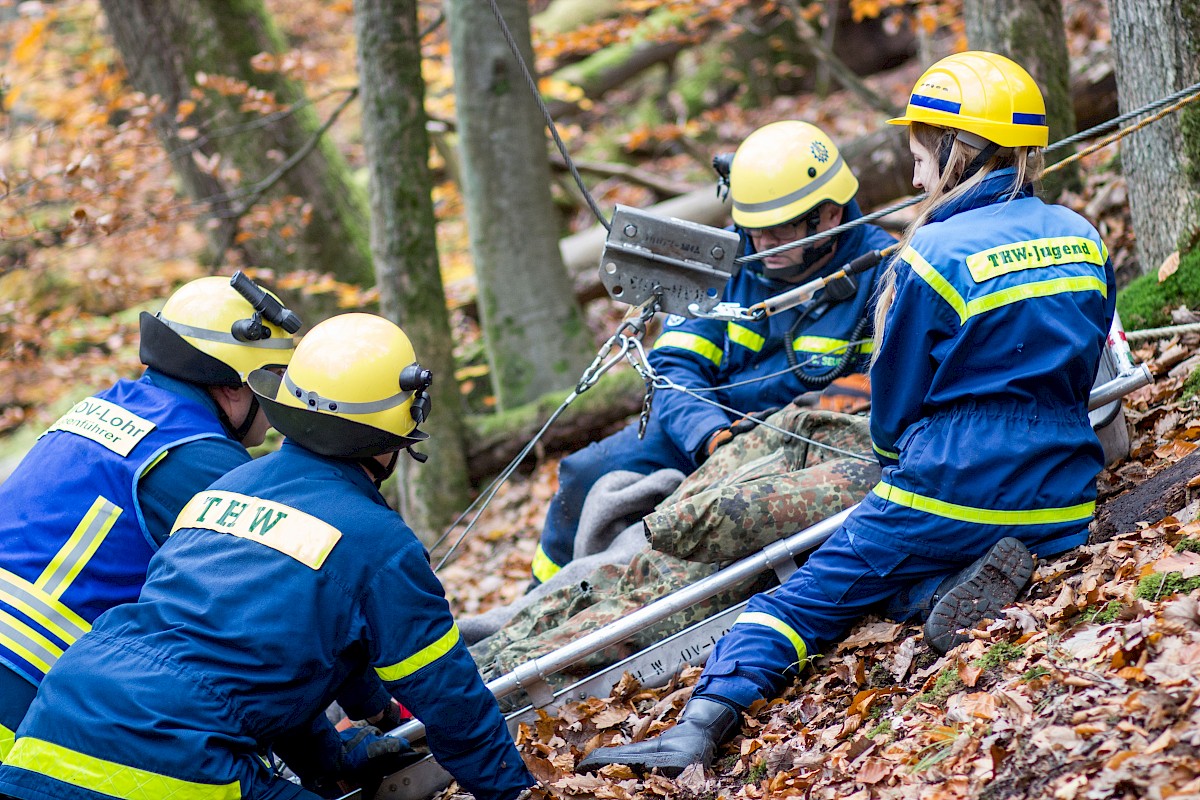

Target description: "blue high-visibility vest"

left=0, top=377, right=226, bottom=688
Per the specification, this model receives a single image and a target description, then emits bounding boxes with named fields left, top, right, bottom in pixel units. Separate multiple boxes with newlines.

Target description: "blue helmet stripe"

left=1012, top=112, right=1047, bottom=126
left=909, top=94, right=962, bottom=114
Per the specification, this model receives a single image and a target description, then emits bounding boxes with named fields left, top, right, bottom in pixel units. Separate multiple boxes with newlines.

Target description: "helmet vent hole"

left=808, top=167, right=817, bottom=178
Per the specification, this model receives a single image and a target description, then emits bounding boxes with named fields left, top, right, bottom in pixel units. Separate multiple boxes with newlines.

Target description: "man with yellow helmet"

left=0, top=274, right=298, bottom=758
left=578, top=51, right=1114, bottom=777
left=0, top=313, right=535, bottom=800
left=532, top=121, right=896, bottom=585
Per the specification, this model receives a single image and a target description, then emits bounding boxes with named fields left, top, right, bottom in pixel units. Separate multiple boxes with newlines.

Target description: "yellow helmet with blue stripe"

left=887, top=51, right=1048, bottom=148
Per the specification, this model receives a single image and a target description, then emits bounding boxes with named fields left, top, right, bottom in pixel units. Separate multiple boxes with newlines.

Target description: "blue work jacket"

left=0, top=373, right=234, bottom=690
left=0, top=442, right=531, bottom=800
left=860, top=169, right=1116, bottom=559
left=648, top=200, right=896, bottom=462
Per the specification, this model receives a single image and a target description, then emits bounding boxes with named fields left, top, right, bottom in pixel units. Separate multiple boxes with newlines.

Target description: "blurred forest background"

left=0, top=0, right=1197, bottom=538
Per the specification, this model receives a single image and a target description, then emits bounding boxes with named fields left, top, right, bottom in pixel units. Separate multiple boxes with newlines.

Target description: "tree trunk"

left=353, top=0, right=470, bottom=538
left=964, top=0, right=1079, bottom=198
left=446, top=0, right=596, bottom=409
left=1108, top=0, right=1200, bottom=275
left=98, top=0, right=373, bottom=287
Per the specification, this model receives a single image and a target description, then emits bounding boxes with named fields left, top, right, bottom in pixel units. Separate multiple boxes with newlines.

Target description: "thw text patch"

left=966, top=236, right=1105, bottom=283
left=171, top=491, right=341, bottom=569
left=43, top=397, right=155, bottom=457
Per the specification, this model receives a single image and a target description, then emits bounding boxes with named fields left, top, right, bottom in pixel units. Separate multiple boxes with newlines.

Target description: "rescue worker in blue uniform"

left=0, top=275, right=299, bottom=759
left=578, top=51, right=1116, bottom=776
left=0, top=313, right=535, bottom=800
left=533, top=121, right=897, bottom=584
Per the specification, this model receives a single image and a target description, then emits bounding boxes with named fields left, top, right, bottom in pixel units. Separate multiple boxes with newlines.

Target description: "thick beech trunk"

left=353, top=0, right=470, bottom=536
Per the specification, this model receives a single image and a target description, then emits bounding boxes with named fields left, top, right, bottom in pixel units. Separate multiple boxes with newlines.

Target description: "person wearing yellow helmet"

left=0, top=313, right=536, bottom=800
left=531, top=121, right=896, bottom=587
left=578, top=51, right=1115, bottom=777
left=0, top=273, right=298, bottom=758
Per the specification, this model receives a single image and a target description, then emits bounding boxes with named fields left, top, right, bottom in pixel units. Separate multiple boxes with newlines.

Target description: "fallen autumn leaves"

left=439, top=331, right=1200, bottom=800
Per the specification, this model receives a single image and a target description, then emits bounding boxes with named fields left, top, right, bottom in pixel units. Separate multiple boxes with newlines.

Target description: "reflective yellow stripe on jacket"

left=0, top=561, right=94, bottom=682
left=733, top=611, right=808, bottom=666
left=531, top=543, right=561, bottom=584
left=654, top=332, right=723, bottom=367
left=872, top=481, right=1095, bottom=525
left=375, top=623, right=462, bottom=682
left=5, top=737, right=240, bottom=800
left=792, top=336, right=873, bottom=355
left=903, top=246, right=1107, bottom=325
left=0, top=722, right=14, bottom=761
left=727, top=324, right=765, bottom=353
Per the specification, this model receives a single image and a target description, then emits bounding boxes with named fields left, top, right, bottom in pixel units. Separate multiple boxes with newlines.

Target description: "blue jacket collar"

left=928, top=168, right=1033, bottom=224
left=141, top=367, right=221, bottom=418
left=278, top=439, right=390, bottom=507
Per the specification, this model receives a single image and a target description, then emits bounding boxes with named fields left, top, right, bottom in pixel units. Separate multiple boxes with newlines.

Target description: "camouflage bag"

left=473, top=407, right=877, bottom=686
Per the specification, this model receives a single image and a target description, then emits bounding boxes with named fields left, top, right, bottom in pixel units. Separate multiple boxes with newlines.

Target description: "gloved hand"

left=704, top=407, right=782, bottom=458
left=308, top=726, right=423, bottom=799
left=817, top=374, right=871, bottom=414
left=366, top=699, right=411, bottom=733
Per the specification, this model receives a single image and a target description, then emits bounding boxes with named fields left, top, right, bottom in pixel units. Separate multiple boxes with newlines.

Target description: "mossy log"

left=463, top=368, right=646, bottom=482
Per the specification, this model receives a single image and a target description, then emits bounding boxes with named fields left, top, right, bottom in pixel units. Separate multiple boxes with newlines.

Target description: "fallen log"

left=464, top=367, right=647, bottom=483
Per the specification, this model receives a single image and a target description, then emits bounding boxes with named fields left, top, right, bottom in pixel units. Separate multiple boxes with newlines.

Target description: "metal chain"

left=431, top=298, right=659, bottom=570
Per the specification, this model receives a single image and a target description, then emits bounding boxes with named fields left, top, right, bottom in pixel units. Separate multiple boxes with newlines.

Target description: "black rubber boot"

left=924, top=537, right=1035, bottom=654
left=576, top=697, right=741, bottom=777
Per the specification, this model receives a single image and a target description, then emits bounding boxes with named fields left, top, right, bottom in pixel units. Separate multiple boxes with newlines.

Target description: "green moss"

left=915, top=667, right=964, bottom=706
left=1184, top=367, right=1200, bottom=402
left=975, top=642, right=1024, bottom=671
left=1021, top=664, right=1051, bottom=683
left=1135, top=571, right=1200, bottom=601
left=1176, top=537, right=1200, bottom=554
left=1082, top=600, right=1125, bottom=624
left=866, top=719, right=893, bottom=739
left=746, top=759, right=768, bottom=783
left=1116, top=246, right=1200, bottom=330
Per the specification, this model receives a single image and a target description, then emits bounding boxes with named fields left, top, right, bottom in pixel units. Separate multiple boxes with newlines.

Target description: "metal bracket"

left=599, top=205, right=740, bottom=317
left=685, top=301, right=763, bottom=322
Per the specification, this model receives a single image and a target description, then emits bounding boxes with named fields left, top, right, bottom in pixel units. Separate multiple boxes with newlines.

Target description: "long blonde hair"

left=871, top=122, right=1044, bottom=355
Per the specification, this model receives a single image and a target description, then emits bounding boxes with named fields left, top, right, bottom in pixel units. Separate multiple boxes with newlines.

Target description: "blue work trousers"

left=695, top=526, right=966, bottom=708
left=539, top=416, right=694, bottom=571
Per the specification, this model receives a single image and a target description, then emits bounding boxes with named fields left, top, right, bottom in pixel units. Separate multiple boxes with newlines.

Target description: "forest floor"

left=436, top=321, right=1200, bottom=800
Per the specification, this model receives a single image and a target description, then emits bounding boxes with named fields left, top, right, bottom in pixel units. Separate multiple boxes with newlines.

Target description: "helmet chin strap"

left=938, top=130, right=1001, bottom=187
left=215, top=390, right=261, bottom=444
left=359, top=450, right=400, bottom=488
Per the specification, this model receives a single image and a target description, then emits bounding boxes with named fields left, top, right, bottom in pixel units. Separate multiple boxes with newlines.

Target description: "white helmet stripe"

left=161, top=316, right=295, bottom=350
left=282, top=371, right=412, bottom=415
left=733, top=154, right=847, bottom=217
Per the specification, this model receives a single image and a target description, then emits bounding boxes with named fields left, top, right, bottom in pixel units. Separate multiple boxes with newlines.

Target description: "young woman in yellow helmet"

left=0, top=314, right=535, bottom=800
left=0, top=275, right=298, bottom=758
left=578, top=51, right=1115, bottom=777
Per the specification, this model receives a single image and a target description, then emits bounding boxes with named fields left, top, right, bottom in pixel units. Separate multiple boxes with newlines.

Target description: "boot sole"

left=577, top=750, right=697, bottom=778
left=924, top=537, right=1034, bottom=654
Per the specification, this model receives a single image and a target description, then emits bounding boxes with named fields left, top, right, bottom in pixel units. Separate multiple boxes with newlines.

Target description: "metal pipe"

left=1087, top=365, right=1152, bottom=410
left=392, top=506, right=854, bottom=743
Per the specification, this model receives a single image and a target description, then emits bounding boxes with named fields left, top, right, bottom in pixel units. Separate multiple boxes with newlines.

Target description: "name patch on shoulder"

left=966, top=236, right=1105, bottom=283
left=171, top=490, right=341, bottom=569
left=43, top=397, right=156, bottom=457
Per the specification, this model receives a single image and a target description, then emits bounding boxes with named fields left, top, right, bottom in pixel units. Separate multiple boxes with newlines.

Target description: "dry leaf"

left=1158, top=250, right=1181, bottom=282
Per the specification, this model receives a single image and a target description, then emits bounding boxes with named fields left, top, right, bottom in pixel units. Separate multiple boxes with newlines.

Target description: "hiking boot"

left=576, top=697, right=740, bottom=777
left=923, top=537, right=1034, bottom=654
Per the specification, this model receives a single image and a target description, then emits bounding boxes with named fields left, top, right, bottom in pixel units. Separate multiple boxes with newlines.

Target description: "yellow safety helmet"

left=249, top=313, right=432, bottom=459
left=887, top=51, right=1048, bottom=148
left=139, top=275, right=298, bottom=387
left=729, top=121, right=859, bottom=230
